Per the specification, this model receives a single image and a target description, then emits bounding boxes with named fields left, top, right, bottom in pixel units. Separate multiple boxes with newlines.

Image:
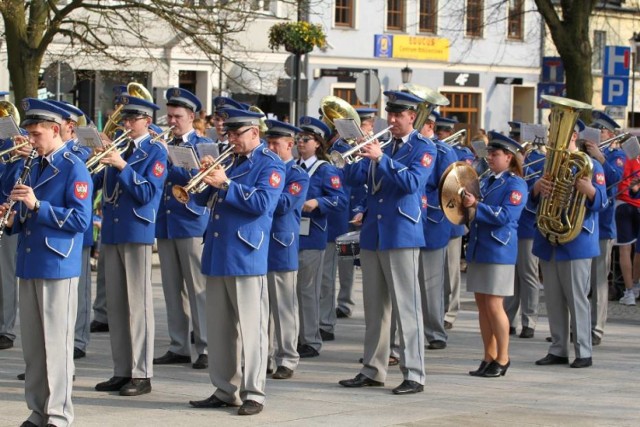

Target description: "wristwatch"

left=221, top=179, right=231, bottom=191
left=33, top=200, right=41, bottom=212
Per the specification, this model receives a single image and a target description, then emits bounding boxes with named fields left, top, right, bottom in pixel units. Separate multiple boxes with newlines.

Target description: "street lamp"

left=401, top=65, right=413, bottom=84
left=629, top=32, right=640, bottom=128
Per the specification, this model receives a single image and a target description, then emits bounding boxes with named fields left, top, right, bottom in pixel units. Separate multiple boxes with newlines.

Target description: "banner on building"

left=374, top=34, right=449, bottom=62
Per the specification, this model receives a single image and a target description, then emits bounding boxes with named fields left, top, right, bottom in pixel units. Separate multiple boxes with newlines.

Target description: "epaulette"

left=416, top=133, right=430, bottom=143
left=261, top=147, right=280, bottom=162
left=63, top=151, right=78, bottom=164
left=292, top=163, right=306, bottom=174
left=149, top=138, right=168, bottom=153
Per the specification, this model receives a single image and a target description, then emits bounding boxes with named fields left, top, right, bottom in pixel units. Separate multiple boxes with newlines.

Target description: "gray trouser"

left=541, top=257, right=592, bottom=359
left=360, top=248, right=425, bottom=384
left=591, top=239, right=614, bottom=339
left=104, top=243, right=154, bottom=378
left=21, top=277, right=78, bottom=427
left=319, top=241, right=338, bottom=334
left=157, top=237, right=207, bottom=356
left=0, top=233, right=18, bottom=340
left=268, top=270, right=300, bottom=370
left=419, top=247, right=447, bottom=343
left=208, top=275, right=269, bottom=406
left=92, top=249, right=108, bottom=324
left=443, top=237, right=462, bottom=324
left=504, top=238, right=540, bottom=329
left=296, top=249, right=324, bottom=352
left=75, top=247, right=92, bottom=351
left=337, top=234, right=357, bottom=315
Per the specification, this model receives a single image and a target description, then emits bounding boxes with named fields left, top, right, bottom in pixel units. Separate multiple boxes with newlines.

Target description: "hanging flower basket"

left=268, top=21, right=327, bottom=55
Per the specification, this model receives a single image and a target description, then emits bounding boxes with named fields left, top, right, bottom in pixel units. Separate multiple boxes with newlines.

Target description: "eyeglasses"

left=297, top=136, right=315, bottom=143
left=223, top=127, right=253, bottom=139
left=122, top=116, right=146, bottom=123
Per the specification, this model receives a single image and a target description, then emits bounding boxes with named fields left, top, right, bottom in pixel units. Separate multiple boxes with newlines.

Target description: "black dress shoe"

left=119, top=378, right=151, bottom=396
left=519, top=327, right=534, bottom=338
left=0, top=335, right=14, bottom=349
left=509, top=327, right=516, bottom=335
left=192, top=354, right=208, bottom=369
left=392, top=380, right=424, bottom=395
left=336, top=308, right=350, bottom=319
left=319, top=329, right=335, bottom=341
left=339, top=373, right=384, bottom=388
left=535, top=354, right=569, bottom=366
left=444, top=321, right=453, bottom=330
left=272, top=366, right=294, bottom=379
left=570, top=357, right=592, bottom=368
left=90, top=320, right=109, bottom=333
left=238, top=399, right=263, bottom=415
left=545, top=336, right=552, bottom=342
left=46, top=424, right=58, bottom=427
left=17, top=372, right=25, bottom=380
left=298, top=344, right=319, bottom=358
left=153, top=351, right=191, bottom=365
left=592, top=334, right=602, bottom=346
left=74, top=347, right=86, bottom=359
left=468, top=360, right=491, bottom=376
left=20, top=421, right=38, bottom=427
left=481, top=360, right=510, bottom=377
left=427, top=340, right=447, bottom=350
left=189, top=394, right=236, bottom=408
left=95, top=376, right=131, bottom=391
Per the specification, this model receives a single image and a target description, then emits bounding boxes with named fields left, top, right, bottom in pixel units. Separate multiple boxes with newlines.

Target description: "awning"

left=226, top=63, right=286, bottom=95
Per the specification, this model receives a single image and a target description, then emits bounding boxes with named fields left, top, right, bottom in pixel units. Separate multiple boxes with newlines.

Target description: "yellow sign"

left=392, top=35, right=449, bottom=62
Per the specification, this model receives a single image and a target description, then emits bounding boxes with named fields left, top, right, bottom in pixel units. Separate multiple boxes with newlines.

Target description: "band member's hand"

left=200, top=155, right=215, bottom=169
left=575, top=176, right=596, bottom=201
left=533, top=175, right=553, bottom=198
left=584, top=141, right=605, bottom=164
left=101, top=146, right=127, bottom=170
left=13, top=136, right=33, bottom=158
left=203, top=167, right=228, bottom=188
left=302, top=199, right=319, bottom=213
left=349, top=212, right=363, bottom=226
left=359, top=140, right=382, bottom=160
left=462, top=191, right=477, bottom=208
left=10, top=184, right=37, bottom=210
left=99, top=132, right=113, bottom=147
left=0, top=203, right=15, bottom=227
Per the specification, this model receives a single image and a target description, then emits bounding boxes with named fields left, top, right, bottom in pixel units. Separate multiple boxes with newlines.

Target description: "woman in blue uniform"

left=462, top=131, right=527, bottom=378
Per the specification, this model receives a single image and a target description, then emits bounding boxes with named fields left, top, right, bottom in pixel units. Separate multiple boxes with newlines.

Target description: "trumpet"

left=150, top=126, right=175, bottom=143
left=598, top=132, right=631, bottom=149
left=172, top=146, right=236, bottom=204
left=86, top=129, right=132, bottom=174
left=0, top=140, right=31, bottom=163
left=330, top=126, right=393, bottom=169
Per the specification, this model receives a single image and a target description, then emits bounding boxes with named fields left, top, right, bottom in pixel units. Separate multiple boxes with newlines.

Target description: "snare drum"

left=335, top=231, right=361, bottom=259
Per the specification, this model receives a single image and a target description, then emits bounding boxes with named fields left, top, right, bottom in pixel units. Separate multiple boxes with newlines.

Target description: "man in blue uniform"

left=154, top=87, right=210, bottom=370
left=188, top=108, right=285, bottom=416
left=1, top=98, right=93, bottom=427
left=94, top=94, right=167, bottom=396
left=264, top=119, right=310, bottom=379
left=339, top=91, right=436, bottom=395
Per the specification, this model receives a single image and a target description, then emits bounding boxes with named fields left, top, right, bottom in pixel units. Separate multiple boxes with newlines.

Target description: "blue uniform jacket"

left=422, top=138, right=458, bottom=250
left=11, top=145, right=93, bottom=279
left=195, top=144, right=285, bottom=276
left=268, top=160, right=310, bottom=272
left=517, top=150, right=545, bottom=239
left=466, top=172, right=527, bottom=264
left=343, top=130, right=436, bottom=251
left=299, top=160, right=347, bottom=250
left=156, top=132, right=211, bottom=239
left=599, top=147, right=625, bottom=239
left=94, top=135, right=168, bottom=245
left=65, top=138, right=94, bottom=248
left=326, top=138, right=352, bottom=241
left=530, top=159, right=607, bottom=261
left=453, top=145, right=475, bottom=165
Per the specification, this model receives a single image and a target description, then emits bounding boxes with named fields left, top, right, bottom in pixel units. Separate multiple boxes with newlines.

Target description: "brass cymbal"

left=439, top=161, right=480, bottom=225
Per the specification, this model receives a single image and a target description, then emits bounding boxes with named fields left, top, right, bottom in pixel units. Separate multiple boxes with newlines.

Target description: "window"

left=419, top=0, right=437, bottom=34
left=333, top=88, right=379, bottom=109
left=593, top=30, right=606, bottom=72
left=335, top=0, right=354, bottom=28
left=251, top=0, right=271, bottom=11
left=466, top=0, right=483, bottom=38
left=507, top=0, right=523, bottom=40
left=439, top=91, right=482, bottom=143
left=387, top=0, right=405, bottom=31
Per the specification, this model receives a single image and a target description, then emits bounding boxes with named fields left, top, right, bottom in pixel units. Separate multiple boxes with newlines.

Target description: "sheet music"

left=76, top=126, right=105, bottom=148
left=580, top=126, right=601, bottom=144
left=0, top=116, right=21, bottom=140
left=334, top=118, right=364, bottom=141
left=521, top=123, right=547, bottom=146
left=622, top=136, right=640, bottom=160
left=197, top=143, right=220, bottom=159
left=167, top=145, right=200, bottom=170
left=471, top=139, right=488, bottom=158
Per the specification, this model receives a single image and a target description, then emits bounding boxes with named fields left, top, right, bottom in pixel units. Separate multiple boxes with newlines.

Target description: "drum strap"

left=307, top=160, right=327, bottom=177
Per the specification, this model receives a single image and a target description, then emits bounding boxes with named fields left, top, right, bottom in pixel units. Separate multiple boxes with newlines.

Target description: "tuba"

left=401, top=83, right=450, bottom=130
left=103, top=82, right=154, bottom=139
left=536, top=95, right=593, bottom=245
left=248, top=105, right=268, bottom=134
left=319, top=95, right=361, bottom=132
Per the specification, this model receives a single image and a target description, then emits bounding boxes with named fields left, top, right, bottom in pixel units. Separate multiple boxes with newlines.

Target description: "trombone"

left=86, top=129, right=132, bottom=174
left=172, top=145, right=235, bottom=204
left=330, top=126, right=393, bottom=169
left=442, top=129, right=467, bottom=147
left=0, top=141, right=31, bottom=163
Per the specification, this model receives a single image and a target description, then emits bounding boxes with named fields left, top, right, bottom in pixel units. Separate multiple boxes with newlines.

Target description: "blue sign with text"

left=542, top=57, right=564, bottom=83
left=537, top=83, right=566, bottom=108
left=374, top=35, right=393, bottom=58
left=602, top=46, right=630, bottom=106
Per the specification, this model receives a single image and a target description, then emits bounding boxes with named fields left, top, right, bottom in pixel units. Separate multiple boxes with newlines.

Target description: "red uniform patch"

left=74, top=182, right=89, bottom=200
left=289, top=182, right=302, bottom=195
left=616, top=158, right=624, bottom=167
left=421, top=153, right=433, bottom=167
left=421, top=195, right=427, bottom=209
left=269, top=171, right=282, bottom=188
left=152, top=161, right=165, bottom=177
left=510, top=190, right=523, bottom=205
left=595, top=173, right=605, bottom=185
left=330, top=175, right=342, bottom=189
